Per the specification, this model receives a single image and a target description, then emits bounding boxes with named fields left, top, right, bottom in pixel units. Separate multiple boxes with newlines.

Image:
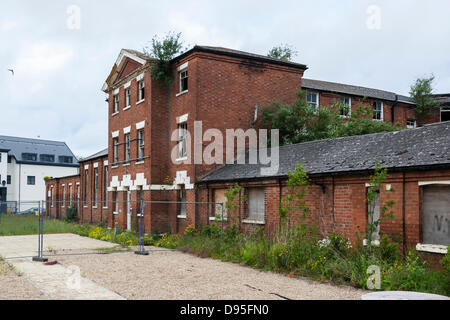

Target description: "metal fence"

left=1, top=199, right=225, bottom=260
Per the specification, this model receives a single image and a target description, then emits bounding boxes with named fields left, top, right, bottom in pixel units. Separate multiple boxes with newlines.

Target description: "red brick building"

left=46, top=46, right=449, bottom=258
left=199, top=122, right=450, bottom=259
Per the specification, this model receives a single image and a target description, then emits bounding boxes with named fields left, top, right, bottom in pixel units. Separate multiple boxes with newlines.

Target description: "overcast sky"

left=1, top=0, right=449, bottom=157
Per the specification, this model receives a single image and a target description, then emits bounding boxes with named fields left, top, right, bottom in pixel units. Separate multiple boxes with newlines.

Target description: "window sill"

left=363, top=239, right=380, bottom=246
left=242, top=219, right=265, bottom=225
left=93, top=206, right=97, bottom=209
left=177, top=215, right=187, bottom=219
left=209, top=217, right=228, bottom=222
left=83, top=206, right=88, bottom=208
left=113, top=211, right=119, bottom=215
left=103, top=207, right=108, bottom=209
left=176, top=156, right=188, bottom=162
left=136, top=99, right=145, bottom=105
left=111, top=165, right=119, bottom=169
left=136, top=160, right=145, bottom=165
left=112, top=111, right=119, bottom=117
left=176, top=90, right=188, bottom=97
left=122, top=163, right=130, bottom=167
left=416, top=243, right=448, bottom=254
left=123, top=106, right=131, bottom=111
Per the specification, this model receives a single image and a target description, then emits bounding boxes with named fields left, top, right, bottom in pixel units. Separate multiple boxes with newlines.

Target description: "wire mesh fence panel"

left=2, top=198, right=227, bottom=260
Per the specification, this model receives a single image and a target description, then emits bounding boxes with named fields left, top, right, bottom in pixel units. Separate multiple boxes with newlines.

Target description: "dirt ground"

left=0, top=260, right=47, bottom=300
left=54, top=247, right=366, bottom=300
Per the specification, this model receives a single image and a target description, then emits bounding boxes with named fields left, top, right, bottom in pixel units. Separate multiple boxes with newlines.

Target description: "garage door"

left=422, top=185, right=450, bottom=245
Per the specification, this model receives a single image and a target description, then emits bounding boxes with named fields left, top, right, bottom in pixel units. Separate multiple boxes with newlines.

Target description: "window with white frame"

left=137, top=129, right=145, bottom=159
left=340, top=96, right=351, bottom=117
left=51, top=187, right=54, bottom=207
left=113, top=137, right=119, bottom=164
left=113, top=94, right=119, bottom=113
left=94, top=167, right=98, bottom=207
left=177, top=122, right=188, bottom=159
left=406, top=119, right=416, bottom=129
left=114, top=191, right=119, bottom=213
left=246, top=188, right=265, bottom=223
left=138, top=80, right=145, bottom=101
left=441, top=107, right=450, bottom=122
left=84, top=169, right=89, bottom=206
left=125, top=88, right=131, bottom=107
left=306, top=92, right=319, bottom=111
left=125, top=133, right=130, bottom=162
left=179, top=69, right=188, bottom=93
left=69, top=185, right=73, bottom=206
left=373, top=101, right=383, bottom=120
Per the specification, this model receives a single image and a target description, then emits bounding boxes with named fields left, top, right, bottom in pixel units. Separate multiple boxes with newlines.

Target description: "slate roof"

left=200, top=121, right=450, bottom=183
left=80, top=148, right=108, bottom=162
left=0, top=135, right=79, bottom=167
left=302, top=78, right=415, bottom=104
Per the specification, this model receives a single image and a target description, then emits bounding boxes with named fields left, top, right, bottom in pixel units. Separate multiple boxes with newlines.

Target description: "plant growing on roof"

left=143, top=32, right=186, bottom=86
left=267, top=44, right=298, bottom=61
left=409, top=75, right=441, bottom=118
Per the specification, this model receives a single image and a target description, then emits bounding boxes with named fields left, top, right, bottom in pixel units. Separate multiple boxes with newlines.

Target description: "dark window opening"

left=22, top=153, right=37, bottom=161
left=27, top=176, right=35, bottom=185
left=40, top=154, right=55, bottom=162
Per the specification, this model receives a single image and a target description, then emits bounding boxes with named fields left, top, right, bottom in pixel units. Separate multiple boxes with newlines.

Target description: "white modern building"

left=0, top=135, right=79, bottom=211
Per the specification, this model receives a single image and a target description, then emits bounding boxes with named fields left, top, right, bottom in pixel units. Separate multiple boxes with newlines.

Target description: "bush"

left=64, top=206, right=78, bottom=222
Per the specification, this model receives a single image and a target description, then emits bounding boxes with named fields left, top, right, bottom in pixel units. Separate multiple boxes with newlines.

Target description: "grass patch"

left=0, top=214, right=78, bottom=236
left=172, top=224, right=450, bottom=296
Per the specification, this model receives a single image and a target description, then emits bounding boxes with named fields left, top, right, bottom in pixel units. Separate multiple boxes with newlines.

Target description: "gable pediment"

left=102, top=49, right=149, bottom=92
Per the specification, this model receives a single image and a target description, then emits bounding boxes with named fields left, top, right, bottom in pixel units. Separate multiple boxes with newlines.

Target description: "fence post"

left=135, top=201, right=149, bottom=255
left=32, top=201, right=48, bottom=262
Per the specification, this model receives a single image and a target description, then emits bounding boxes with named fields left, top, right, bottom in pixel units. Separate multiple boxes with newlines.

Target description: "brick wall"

left=196, top=168, right=450, bottom=255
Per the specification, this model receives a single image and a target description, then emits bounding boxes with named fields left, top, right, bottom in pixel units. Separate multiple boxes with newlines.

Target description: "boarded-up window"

left=214, top=189, right=227, bottom=219
left=247, top=188, right=265, bottom=223
left=422, top=185, right=450, bottom=245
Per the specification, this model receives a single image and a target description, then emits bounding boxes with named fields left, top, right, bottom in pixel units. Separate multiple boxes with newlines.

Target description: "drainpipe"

left=402, top=172, right=406, bottom=256
left=331, top=176, right=336, bottom=232
left=278, top=178, right=283, bottom=233
left=391, top=95, right=398, bottom=124
left=18, top=163, right=21, bottom=212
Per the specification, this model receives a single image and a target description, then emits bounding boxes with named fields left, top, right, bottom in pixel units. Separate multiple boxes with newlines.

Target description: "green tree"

left=143, top=32, right=185, bottom=85
left=267, top=44, right=298, bottom=61
left=261, top=91, right=401, bottom=146
left=409, top=75, right=440, bottom=118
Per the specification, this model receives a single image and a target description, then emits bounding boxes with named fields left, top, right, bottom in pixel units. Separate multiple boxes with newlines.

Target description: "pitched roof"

left=80, top=148, right=108, bottom=162
left=302, top=78, right=415, bottom=104
left=199, top=121, right=450, bottom=183
left=0, top=135, right=79, bottom=167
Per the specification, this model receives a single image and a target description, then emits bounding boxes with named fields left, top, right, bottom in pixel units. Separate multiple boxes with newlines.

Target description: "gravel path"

left=0, top=260, right=47, bottom=300
left=55, top=246, right=366, bottom=300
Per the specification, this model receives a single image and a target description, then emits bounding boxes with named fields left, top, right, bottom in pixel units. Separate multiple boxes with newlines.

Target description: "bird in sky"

left=7, top=69, right=14, bottom=76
